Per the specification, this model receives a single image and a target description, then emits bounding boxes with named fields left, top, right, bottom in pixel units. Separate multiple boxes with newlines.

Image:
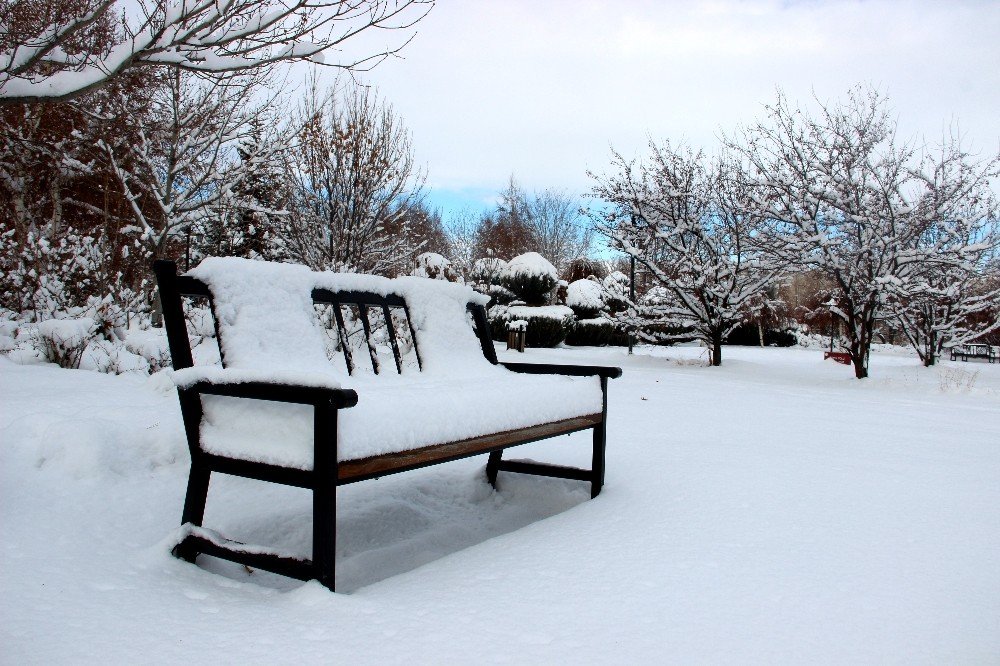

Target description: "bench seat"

left=198, top=370, right=604, bottom=469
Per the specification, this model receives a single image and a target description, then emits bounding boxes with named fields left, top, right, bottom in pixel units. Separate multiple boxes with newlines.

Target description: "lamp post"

left=628, top=253, right=635, bottom=355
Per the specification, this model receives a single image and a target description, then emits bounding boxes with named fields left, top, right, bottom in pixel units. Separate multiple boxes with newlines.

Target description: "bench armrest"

left=182, top=380, right=359, bottom=409
left=500, top=362, right=623, bottom=379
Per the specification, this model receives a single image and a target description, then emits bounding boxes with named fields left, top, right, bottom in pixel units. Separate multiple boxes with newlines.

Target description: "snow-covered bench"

left=153, top=258, right=621, bottom=591
left=949, top=344, right=997, bottom=363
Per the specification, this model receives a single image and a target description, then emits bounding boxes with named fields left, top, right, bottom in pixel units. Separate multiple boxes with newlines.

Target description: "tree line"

left=590, top=87, right=999, bottom=377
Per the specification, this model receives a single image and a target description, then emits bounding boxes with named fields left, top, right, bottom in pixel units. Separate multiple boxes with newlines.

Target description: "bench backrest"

left=153, top=259, right=498, bottom=378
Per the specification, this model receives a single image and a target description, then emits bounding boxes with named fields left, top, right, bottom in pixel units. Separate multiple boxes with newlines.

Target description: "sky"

left=338, top=0, right=1000, bottom=218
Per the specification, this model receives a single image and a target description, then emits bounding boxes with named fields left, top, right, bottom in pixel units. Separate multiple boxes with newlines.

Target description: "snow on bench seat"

left=197, top=369, right=603, bottom=468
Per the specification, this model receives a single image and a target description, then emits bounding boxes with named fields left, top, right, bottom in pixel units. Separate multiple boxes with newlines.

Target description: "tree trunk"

left=710, top=330, right=723, bottom=366
left=925, top=331, right=937, bottom=367
left=851, top=351, right=868, bottom=378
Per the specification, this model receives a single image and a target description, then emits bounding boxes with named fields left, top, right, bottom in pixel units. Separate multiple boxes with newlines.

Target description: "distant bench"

left=949, top=344, right=998, bottom=363
left=154, top=258, right=621, bottom=591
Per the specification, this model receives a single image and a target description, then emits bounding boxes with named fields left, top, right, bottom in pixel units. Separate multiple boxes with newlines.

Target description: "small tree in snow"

left=589, top=142, right=780, bottom=366
left=444, top=208, right=482, bottom=279
left=281, top=81, right=425, bottom=275
left=199, top=118, right=291, bottom=262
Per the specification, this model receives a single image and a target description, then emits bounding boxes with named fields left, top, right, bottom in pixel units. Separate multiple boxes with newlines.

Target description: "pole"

left=628, top=253, right=635, bottom=355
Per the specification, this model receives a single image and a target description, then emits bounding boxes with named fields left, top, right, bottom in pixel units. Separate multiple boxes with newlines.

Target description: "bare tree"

left=1, top=0, right=432, bottom=105
left=444, top=208, right=482, bottom=279
left=281, top=81, right=425, bottom=275
left=589, top=142, right=781, bottom=366
left=101, top=68, right=288, bottom=261
left=731, top=86, right=999, bottom=378
left=496, top=176, right=592, bottom=272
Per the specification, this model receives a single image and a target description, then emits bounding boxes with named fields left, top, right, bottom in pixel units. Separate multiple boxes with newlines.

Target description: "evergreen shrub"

left=725, top=323, right=798, bottom=347
left=489, top=311, right=572, bottom=348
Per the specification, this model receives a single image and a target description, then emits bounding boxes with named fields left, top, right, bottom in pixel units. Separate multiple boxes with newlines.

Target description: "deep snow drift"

left=2, top=344, right=998, bottom=663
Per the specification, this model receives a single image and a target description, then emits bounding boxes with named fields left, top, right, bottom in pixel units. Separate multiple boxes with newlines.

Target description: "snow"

left=500, top=304, right=574, bottom=321
left=566, top=278, right=604, bottom=311
left=202, top=373, right=603, bottom=467
left=35, top=317, right=95, bottom=349
left=189, top=257, right=334, bottom=377
left=504, top=252, right=558, bottom=279
left=3, top=345, right=1000, bottom=662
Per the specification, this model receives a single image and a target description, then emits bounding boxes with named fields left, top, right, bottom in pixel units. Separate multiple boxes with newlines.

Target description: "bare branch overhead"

left=0, top=0, right=433, bottom=105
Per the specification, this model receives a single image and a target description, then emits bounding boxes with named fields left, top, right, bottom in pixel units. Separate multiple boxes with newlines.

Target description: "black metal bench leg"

left=486, top=450, right=503, bottom=489
left=313, top=403, right=338, bottom=591
left=591, top=422, right=606, bottom=498
left=176, top=462, right=211, bottom=562
left=181, top=463, right=211, bottom=526
left=591, top=376, right=608, bottom=498
left=313, top=479, right=336, bottom=591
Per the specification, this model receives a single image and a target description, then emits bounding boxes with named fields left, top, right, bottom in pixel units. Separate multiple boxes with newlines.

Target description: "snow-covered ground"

left=2, top=344, right=999, bottom=663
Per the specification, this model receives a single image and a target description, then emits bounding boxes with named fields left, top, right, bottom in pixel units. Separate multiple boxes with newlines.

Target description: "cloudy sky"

left=351, top=0, right=1000, bottom=216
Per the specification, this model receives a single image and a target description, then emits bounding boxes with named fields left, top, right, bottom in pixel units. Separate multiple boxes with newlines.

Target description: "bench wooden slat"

left=338, top=414, right=603, bottom=482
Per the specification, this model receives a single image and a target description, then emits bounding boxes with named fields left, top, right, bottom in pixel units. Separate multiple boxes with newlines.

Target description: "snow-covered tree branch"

left=1, top=0, right=433, bottom=105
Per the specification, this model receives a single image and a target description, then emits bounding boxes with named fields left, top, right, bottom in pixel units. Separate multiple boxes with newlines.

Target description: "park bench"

left=153, top=257, right=621, bottom=591
left=949, top=343, right=997, bottom=363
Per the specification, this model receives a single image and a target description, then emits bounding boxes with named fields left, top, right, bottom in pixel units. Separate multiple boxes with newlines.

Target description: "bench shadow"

left=197, top=449, right=591, bottom=593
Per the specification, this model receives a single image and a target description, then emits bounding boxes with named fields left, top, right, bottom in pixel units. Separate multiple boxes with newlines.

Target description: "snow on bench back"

left=188, top=258, right=334, bottom=380
left=184, top=257, right=492, bottom=388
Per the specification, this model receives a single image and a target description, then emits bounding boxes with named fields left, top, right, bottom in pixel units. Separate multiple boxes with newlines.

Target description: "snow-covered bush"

left=35, top=318, right=97, bottom=369
left=465, top=257, right=513, bottom=306
left=501, top=252, right=558, bottom=306
left=471, top=257, right=508, bottom=284
left=567, top=279, right=605, bottom=319
left=725, top=323, right=798, bottom=347
left=80, top=338, right=151, bottom=375
left=489, top=305, right=573, bottom=348
left=486, top=283, right=517, bottom=306
left=412, top=252, right=459, bottom=282
left=124, top=329, right=173, bottom=373
left=0, top=310, right=16, bottom=352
